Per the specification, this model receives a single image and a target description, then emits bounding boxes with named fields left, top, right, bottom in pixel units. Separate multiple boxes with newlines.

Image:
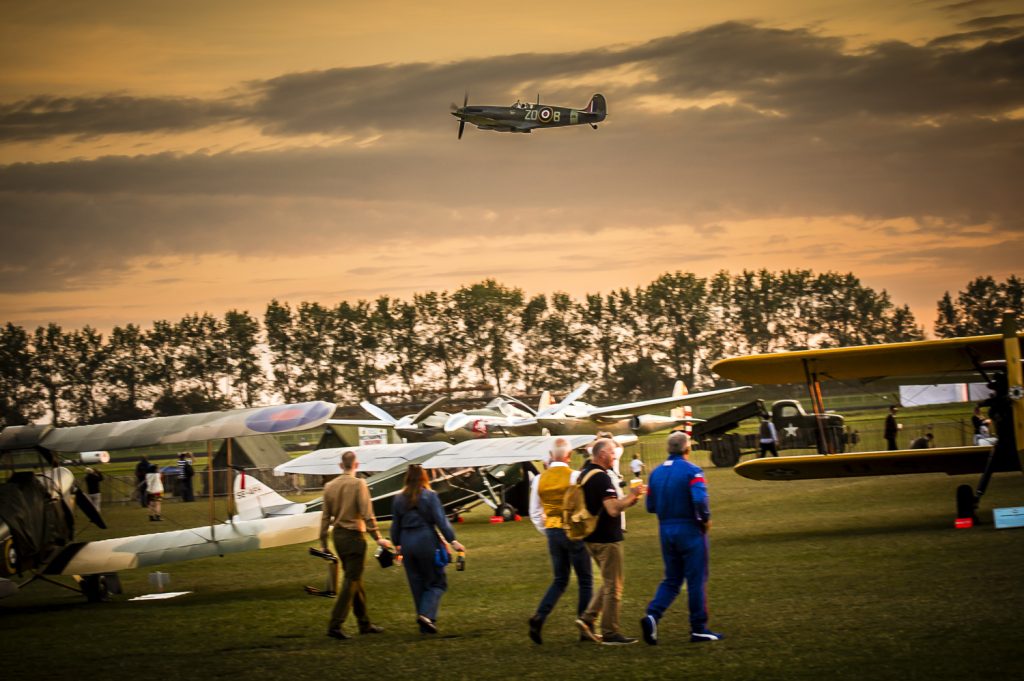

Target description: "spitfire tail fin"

left=538, top=390, right=553, bottom=414
left=670, top=381, right=693, bottom=434
left=583, top=94, right=607, bottom=117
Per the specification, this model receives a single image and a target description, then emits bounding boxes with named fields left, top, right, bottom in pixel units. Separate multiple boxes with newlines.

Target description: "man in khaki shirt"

left=321, top=450, right=392, bottom=640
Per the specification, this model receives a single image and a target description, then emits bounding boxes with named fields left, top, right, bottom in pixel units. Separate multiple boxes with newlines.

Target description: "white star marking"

left=783, top=423, right=799, bottom=438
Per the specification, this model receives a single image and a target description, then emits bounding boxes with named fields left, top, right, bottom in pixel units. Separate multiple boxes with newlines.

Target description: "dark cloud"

left=3, top=22, right=1021, bottom=141
left=958, top=13, right=1024, bottom=28
left=2, top=22, right=1023, bottom=294
left=928, top=26, right=1024, bottom=46
left=0, top=95, right=244, bottom=141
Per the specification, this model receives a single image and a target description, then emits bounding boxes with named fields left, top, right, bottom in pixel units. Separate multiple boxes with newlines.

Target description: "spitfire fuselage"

left=452, top=94, right=607, bottom=135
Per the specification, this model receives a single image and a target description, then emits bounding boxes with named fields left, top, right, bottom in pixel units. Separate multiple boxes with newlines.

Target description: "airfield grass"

left=3, top=467, right=1024, bottom=681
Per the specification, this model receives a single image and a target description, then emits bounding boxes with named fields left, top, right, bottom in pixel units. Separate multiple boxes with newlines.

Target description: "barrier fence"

left=89, top=415, right=979, bottom=507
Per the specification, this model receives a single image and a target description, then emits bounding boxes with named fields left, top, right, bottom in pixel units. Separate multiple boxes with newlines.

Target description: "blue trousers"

left=401, top=528, right=447, bottom=622
left=646, top=523, right=709, bottom=632
left=535, top=528, right=594, bottom=621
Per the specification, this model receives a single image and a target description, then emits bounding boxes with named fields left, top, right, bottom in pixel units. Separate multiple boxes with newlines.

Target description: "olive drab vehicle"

left=451, top=93, right=607, bottom=138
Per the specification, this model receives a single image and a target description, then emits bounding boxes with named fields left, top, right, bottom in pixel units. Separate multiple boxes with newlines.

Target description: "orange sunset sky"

left=1, top=0, right=1021, bottom=335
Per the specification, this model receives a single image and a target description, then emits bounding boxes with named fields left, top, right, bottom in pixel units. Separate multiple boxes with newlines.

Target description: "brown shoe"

left=327, top=628, right=351, bottom=640
left=359, top=624, right=384, bottom=634
left=575, top=618, right=600, bottom=643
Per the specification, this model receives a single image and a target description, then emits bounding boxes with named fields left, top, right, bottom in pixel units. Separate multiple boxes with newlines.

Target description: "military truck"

left=694, top=399, right=846, bottom=467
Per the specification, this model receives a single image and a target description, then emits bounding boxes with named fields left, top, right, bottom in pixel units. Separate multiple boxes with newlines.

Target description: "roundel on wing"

left=245, top=402, right=333, bottom=433
left=539, top=107, right=552, bottom=122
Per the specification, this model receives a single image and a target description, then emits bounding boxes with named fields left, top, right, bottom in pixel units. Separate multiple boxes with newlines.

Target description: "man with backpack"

left=574, top=438, right=644, bottom=645
left=639, top=430, right=723, bottom=645
left=527, top=438, right=594, bottom=645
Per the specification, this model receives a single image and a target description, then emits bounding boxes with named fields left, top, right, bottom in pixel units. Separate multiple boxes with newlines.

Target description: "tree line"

left=1, top=271, right=1018, bottom=428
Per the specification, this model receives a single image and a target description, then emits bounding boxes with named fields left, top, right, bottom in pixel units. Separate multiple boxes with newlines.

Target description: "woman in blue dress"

left=391, top=464, right=466, bottom=634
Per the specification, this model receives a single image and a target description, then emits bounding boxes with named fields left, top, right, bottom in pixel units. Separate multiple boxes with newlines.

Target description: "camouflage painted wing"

left=31, top=401, right=336, bottom=453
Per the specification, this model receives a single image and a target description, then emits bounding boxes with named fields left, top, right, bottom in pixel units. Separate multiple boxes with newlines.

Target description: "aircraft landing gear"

left=495, top=503, right=516, bottom=523
left=955, top=484, right=978, bottom=525
left=80, top=573, right=121, bottom=603
left=590, top=124, right=598, bottom=129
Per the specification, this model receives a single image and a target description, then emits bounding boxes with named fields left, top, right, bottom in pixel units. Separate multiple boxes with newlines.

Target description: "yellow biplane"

left=712, top=314, right=1024, bottom=524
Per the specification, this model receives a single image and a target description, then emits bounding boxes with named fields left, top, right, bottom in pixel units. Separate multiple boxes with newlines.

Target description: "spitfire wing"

left=712, top=333, right=1023, bottom=384
left=420, top=434, right=595, bottom=468
left=46, top=512, right=321, bottom=576
left=734, top=446, right=1000, bottom=481
left=584, top=385, right=751, bottom=418
left=274, top=442, right=451, bottom=476
left=24, top=401, right=336, bottom=454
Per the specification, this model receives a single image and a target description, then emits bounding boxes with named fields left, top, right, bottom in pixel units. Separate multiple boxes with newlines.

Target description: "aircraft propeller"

left=455, top=92, right=467, bottom=139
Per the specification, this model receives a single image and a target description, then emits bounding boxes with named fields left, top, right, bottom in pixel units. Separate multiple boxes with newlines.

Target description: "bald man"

left=640, top=431, right=723, bottom=645
left=528, top=438, right=594, bottom=645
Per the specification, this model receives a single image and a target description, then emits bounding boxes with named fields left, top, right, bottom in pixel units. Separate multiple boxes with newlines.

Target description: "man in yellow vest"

left=527, top=438, right=595, bottom=644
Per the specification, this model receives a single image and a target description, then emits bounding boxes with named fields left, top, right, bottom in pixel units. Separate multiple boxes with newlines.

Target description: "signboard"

left=358, top=427, right=389, bottom=446
left=993, top=506, right=1024, bottom=530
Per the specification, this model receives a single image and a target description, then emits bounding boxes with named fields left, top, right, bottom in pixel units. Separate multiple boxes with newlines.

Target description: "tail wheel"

left=955, top=484, right=977, bottom=523
left=1, top=536, right=17, bottom=576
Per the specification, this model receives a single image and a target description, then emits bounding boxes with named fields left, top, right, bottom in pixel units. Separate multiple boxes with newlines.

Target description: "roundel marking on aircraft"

left=539, top=107, right=552, bottom=123
left=246, top=402, right=333, bottom=433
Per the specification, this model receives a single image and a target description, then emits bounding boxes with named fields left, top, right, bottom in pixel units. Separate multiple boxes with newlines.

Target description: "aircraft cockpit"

left=511, top=100, right=529, bottom=109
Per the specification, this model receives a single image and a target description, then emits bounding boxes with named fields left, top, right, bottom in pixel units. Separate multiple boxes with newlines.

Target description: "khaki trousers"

left=328, top=528, right=370, bottom=631
left=583, top=540, right=624, bottom=636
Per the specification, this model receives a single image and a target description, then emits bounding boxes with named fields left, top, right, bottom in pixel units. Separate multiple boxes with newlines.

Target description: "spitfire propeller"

left=451, top=92, right=468, bottom=139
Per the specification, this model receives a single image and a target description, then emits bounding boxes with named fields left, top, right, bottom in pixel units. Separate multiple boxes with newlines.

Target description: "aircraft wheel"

left=710, top=447, right=739, bottom=468
left=81, top=575, right=110, bottom=602
left=1, top=537, right=17, bottom=576
left=955, top=484, right=977, bottom=523
left=496, top=504, right=516, bottom=523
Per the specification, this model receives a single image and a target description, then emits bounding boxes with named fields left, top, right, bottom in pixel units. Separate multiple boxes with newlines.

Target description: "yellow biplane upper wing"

left=733, top=446, right=1005, bottom=481
left=712, top=333, right=1023, bottom=385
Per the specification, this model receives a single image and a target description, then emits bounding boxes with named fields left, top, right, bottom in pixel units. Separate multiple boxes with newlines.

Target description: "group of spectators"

left=318, top=430, right=721, bottom=646
left=131, top=452, right=196, bottom=521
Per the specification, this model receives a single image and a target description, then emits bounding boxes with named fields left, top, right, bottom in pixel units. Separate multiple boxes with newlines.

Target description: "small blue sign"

left=993, top=506, right=1024, bottom=530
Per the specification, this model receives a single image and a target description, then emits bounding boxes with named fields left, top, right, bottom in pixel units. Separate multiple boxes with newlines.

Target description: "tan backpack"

left=562, top=469, right=602, bottom=541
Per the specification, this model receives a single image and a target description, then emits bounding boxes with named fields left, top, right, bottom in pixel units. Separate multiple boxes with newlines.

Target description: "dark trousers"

left=401, top=528, right=447, bottom=622
left=137, top=480, right=147, bottom=508
left=328, top=528, right=370, bottom=631
left=646, top=523, right=709, bottom=632
left=758, top=441, right=779, bottom=457
left=535, top=527, right=593, bottom=621
left=886, top=436, right=898, bottom=451
left=179, top=478, right=194, bottom=502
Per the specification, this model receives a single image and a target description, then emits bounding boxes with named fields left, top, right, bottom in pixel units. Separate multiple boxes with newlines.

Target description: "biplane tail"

left=232, top=471, right=307, bottom=521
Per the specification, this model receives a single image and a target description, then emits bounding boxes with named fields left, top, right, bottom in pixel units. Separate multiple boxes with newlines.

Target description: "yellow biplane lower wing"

left=733, top=446, right=1018, bottom=481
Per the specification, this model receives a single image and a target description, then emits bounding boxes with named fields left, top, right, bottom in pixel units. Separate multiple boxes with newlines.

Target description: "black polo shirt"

left=580, top=461, right=623, bottom=544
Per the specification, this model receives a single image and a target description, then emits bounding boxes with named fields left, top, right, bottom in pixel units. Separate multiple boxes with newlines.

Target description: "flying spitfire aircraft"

left=450, top=93, right=607, bottom=138
left=0, top=401, right=335, bottom=601
left=712, top=314, right=1024, bottom=525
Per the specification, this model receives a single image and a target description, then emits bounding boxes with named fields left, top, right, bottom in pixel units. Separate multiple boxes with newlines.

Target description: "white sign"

left=359, top=427, right=389, bottom=446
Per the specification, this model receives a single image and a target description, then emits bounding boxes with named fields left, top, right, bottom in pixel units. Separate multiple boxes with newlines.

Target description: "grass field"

left=3, top=461, right=1023, bottom=681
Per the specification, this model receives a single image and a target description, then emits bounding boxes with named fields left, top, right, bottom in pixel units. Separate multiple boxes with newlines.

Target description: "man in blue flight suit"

left=640, top=430, right=723, bottom=645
